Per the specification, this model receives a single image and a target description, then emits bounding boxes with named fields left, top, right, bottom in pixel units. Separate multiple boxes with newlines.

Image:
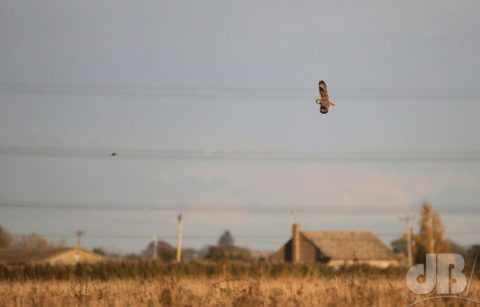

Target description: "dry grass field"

left=1, top=277, right=479, bottom=307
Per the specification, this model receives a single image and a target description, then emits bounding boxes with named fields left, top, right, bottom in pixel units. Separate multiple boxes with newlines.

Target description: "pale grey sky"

left=1, top=1, right=480, bottom=253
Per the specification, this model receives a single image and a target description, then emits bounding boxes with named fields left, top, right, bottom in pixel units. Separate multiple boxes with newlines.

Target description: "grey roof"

left=301, top=231, right=396, bottom=260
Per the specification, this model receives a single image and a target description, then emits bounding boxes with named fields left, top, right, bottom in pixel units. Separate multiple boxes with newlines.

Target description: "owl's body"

left=315, top=80, right=335, bottom=114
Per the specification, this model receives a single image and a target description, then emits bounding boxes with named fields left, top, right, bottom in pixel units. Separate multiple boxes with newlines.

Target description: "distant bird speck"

left=111, top=153, right=117, bottom=157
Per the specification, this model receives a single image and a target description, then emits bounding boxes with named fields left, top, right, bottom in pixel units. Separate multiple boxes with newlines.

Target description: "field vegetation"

left=0, top=262, right=479, bottom=306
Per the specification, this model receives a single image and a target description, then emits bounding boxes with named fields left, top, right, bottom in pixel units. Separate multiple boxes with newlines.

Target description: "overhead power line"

left=0, top=201, right=478, bottom=214
left=1, top=146, right=480, bottom=162
left=1, top=83, right=480, bottom=100
left=34, top=234, right=288, bottom=240
left=17, top=231, right=479, bottom=241
left=0, top=201, right=404, bottom=213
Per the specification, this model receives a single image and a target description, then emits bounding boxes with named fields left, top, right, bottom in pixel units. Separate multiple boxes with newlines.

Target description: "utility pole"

left=399, top=215, right=415, bottom=267
left=176, top=213, right=183, bottom=262
left=429, top=214, right=435, bottom=253
left=152, top=235, right=158, bottom=260
left=75, top=230, right=84, bottom=249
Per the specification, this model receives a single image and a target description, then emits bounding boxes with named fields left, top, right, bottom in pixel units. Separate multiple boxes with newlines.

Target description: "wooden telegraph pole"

left=399, top=215, right=415, bottom=266
left=75, top=230, right=84, bottom=249
left=176, top=213, right=183, bottom=262
left=152, top=235, right=158, bottom=260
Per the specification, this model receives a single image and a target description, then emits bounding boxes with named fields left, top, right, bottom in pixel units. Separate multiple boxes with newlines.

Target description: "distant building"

left=270, top=224, right=400, bottom=268
left=143, top=240, right=175, bottom=261
left=0, top=247, right=105, bottom=266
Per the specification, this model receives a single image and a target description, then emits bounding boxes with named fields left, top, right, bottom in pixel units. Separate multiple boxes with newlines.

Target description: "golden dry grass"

left=0, top=277, right=479, bottom=307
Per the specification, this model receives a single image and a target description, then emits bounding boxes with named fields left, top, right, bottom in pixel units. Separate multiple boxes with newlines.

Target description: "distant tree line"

left=0, top=226, right=59, bottom=250
left=390, top=202, right=479, bottom=268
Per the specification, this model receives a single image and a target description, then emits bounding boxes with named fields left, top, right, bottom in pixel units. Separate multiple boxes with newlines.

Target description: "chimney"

left=292, top=223, right=300, bottom=263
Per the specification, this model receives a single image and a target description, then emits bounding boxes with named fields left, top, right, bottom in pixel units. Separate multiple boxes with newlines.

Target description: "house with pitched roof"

left=0, top=247, right=105, bottom=266
left=270, top=224, right=400, bottom=268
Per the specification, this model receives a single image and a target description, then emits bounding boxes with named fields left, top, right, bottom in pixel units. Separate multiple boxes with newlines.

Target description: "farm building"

left=0, top=247, right=105, bottom=266
left=270, top=224, right=400, bottom=268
